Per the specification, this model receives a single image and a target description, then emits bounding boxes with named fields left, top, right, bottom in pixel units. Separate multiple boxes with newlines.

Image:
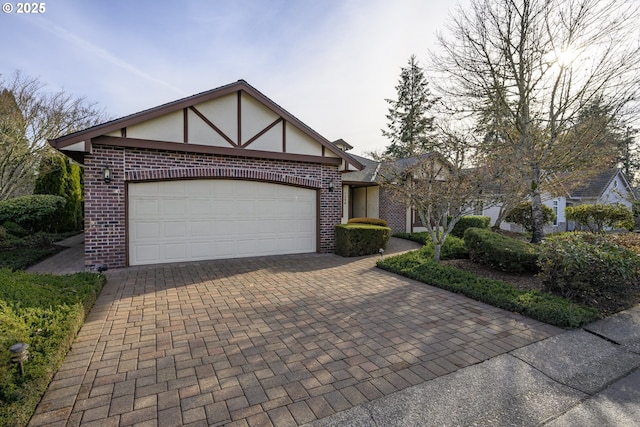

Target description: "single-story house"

left=50, top=80, right=363, bottom=270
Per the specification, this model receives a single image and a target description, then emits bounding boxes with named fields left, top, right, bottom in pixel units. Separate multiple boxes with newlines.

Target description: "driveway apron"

left=28, top=244, right=560, bottom=427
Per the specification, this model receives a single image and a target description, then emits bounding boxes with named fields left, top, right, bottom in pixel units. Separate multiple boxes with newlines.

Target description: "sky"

left=0, top=0, right=466, bottom=156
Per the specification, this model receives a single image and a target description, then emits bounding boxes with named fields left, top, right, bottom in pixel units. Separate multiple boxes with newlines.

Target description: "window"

left=552, top=200, right=558, bottom=226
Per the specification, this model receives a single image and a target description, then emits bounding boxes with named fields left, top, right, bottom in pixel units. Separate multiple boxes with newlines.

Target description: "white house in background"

left=482, top=168, right=635, bottom=232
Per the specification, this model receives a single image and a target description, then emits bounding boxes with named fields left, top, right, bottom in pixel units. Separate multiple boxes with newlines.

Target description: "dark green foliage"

left=393, top=231, right=430, bottom=245
left=382, top=55, right=438, bottom=158
left=464, top=227, right=539, bottom=273
left=2, top=221, right=28, bottom=238
left=347, top=217, right=389, bottom=227
left=377, top=253, right=599, bottom=328
left=335, top=224, right=391, bottom=257
left=451, top=215, right=491, bottom=238
left=506, top=202, right=556, bottom=232
left=565, top=203, right=634, bottom=233
left=395, top=233, right=468, bottom=259
left=538, top=233, right=640, bottom=311
left=0, top=269, right=105, bottom=427
left=0, top=195, right=66, bottom=233
left=34, top=156, right=83, bottom=232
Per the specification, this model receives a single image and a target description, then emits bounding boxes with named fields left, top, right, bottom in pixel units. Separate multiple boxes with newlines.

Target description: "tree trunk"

left=434, top=243, right=442, bottom=262
left=530, top=168, right=545, bottom=244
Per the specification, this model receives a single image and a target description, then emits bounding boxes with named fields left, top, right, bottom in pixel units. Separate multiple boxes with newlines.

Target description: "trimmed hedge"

left=451, top=216, right=490, bottom=238
left=0, top=195, right=67, bottom=233
left=347, top=217, right=389, bottom=227
left=464, top=227, right=539, bottom=273
left=377, top=252, right=599, bottom=328
left=538, top=232, right=640, bottom=309
left=0, top=269, right=105, bottom=427
left=335, top=223, right=391, bottom=257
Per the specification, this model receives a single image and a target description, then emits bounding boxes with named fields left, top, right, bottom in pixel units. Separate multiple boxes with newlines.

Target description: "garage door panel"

left=129, top=179, right=316, bottom=265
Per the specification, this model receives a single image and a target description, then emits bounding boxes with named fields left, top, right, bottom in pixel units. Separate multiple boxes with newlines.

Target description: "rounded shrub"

left=538, top=232, right=640, bottom=306
left=0, top=195, right=66, bottom=233
left=451, top=216, right=490, bottom=238
left=464, top=227, right=539, bottom=273
left=565, top=204, right=633, bottom=233
left=420, top=235, right=469, bottom=260
left=506, top=202, right=556, bottom=232
left=347, top=217, right=388, bottom=227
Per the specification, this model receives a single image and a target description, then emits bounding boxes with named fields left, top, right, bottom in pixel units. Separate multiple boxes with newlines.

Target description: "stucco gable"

left=49, top=80, right=362, bottom=170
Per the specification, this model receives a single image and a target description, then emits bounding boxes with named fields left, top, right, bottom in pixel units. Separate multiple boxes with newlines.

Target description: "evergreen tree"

left=34, top=155, right=83, bottom=232
left=382, top=55, right=438, bottom=159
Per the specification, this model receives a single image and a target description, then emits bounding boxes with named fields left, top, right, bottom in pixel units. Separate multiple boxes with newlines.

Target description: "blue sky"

left=1, top=0, right=464, bottom=155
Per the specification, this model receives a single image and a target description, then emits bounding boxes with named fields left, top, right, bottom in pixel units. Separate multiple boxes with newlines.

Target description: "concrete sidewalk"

left=305, top=305, right=640, bottom=427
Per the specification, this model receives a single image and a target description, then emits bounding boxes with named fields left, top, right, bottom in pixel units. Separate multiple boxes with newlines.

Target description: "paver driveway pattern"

left=29, top=247, right=561, bottom=427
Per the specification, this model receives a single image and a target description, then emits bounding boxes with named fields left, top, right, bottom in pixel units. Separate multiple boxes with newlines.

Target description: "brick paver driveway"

left=30, top=245, right=560, bottom=427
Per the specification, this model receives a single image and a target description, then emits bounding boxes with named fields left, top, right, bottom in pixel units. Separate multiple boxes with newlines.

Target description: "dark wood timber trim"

left=183, top=108, right=188, bottom=143
left=237, top=91, right=242, bottom=145
left=189, top=106, right=237, bottom=147
left=92, top=135, right=343, bottom=165
left=241, top=118, right=282, bottom=148
left=282, top=120, right=287, bottom=153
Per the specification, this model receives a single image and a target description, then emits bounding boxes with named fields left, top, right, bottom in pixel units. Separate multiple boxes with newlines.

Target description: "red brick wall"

left=84, top=145, right=342, bottom=270
left=379, top=187, right=407, bottom=234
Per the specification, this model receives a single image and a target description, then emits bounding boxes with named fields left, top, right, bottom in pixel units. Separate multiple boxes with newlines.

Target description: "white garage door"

left=128, top=180, right=317, bottom=266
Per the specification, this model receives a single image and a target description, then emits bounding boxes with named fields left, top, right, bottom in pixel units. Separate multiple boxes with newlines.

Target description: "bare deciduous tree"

left=432, top=0, right=640, bottom=243
left=0, top=71, right=106, bottom=200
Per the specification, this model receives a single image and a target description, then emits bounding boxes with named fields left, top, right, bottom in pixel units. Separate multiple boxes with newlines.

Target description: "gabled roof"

left=49, top=79, right=363, bottom=170
left=341, top=153, right=380, bottom=186
left=567, top=168, right=633, bottom=200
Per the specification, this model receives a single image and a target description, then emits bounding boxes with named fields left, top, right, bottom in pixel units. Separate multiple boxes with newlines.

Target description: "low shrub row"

left=0, top=269, right=105, bottom=427
left=377, top=253, right=600, bottom=328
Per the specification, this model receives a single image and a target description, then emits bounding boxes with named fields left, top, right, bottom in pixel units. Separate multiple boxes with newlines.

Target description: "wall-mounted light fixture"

left=103, top=166, right=112, bottom=184
left=328, top=178, right=335, bottom=192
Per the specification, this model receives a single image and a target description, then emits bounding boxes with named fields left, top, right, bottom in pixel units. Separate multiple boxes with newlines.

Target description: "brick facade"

left=84, top=145, right=342, bottom=270
left=379, top=187, right=407, bottom=234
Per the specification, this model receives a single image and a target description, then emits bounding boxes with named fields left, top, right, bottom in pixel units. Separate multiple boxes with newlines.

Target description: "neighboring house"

left=342, top=150, right=634, bottom=235
left=482, top=167, right=635, bottom=232
left=49, top=80, right=363, bottom=270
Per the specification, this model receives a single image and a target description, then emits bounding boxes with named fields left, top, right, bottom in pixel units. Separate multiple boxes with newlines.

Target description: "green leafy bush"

left=464, top=227, right=539, bottom=273
left=335, top=223, right=391, bottom=257
left=377, top=254, right=599, bottom=328
left=565, top=203, right=634, bottom=233
left=347, top=217, right=389, bottom=227
left=538, top=233, right=640, bottom=309
left=2, top=221, right=29, bottom=238
left=393, top=231, right=430, bottom=245
left=451, top=216, right=490, bottom=238
left=0, top=195, right=66, bottom=233
left=421, top=236, right=469, bottom=260
left=506, top=202, right=556, bottom=232
left=0, top=269, right=105, bottom=427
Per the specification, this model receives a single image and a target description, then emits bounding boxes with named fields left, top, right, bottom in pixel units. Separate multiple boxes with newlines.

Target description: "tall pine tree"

left=382, top=55, right=438, bottom=159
